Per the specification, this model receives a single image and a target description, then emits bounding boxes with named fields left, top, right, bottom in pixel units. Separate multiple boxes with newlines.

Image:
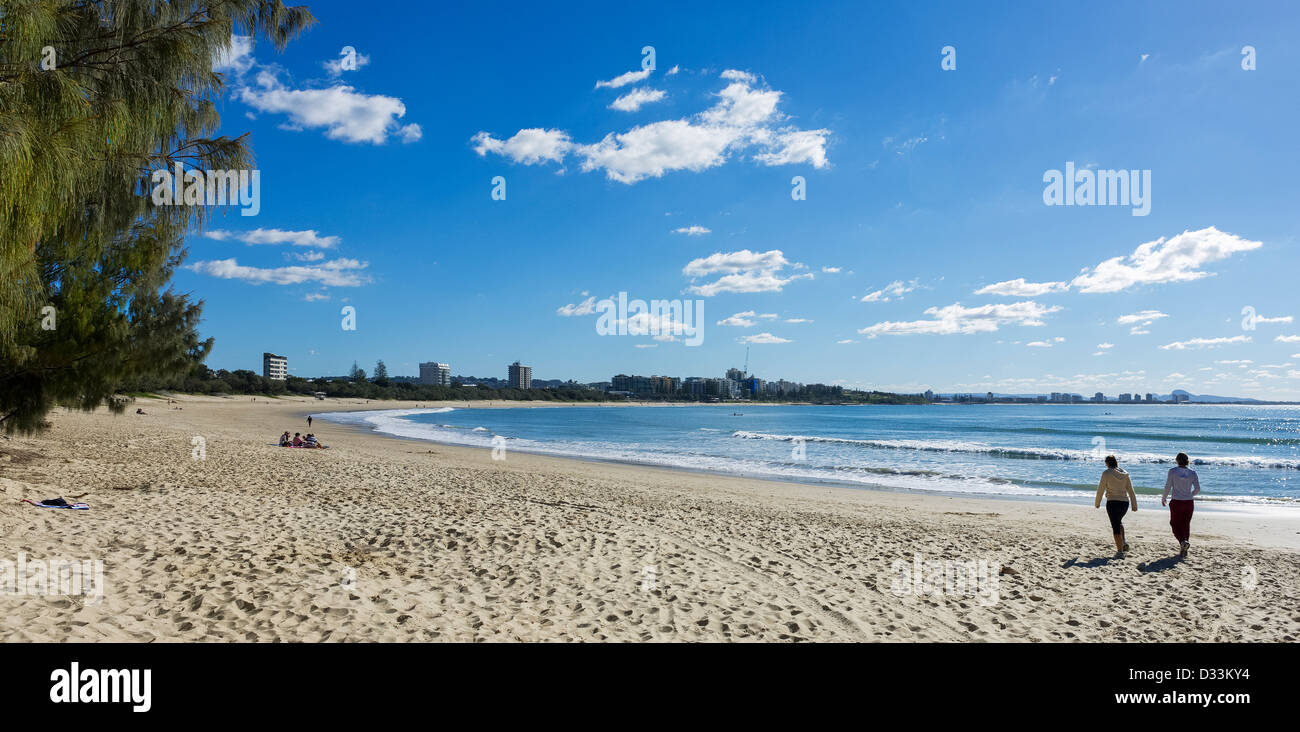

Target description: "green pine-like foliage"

left=0, top=0, right=315, bottom=433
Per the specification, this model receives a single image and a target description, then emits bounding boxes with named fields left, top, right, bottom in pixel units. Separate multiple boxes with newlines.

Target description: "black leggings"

left=1106, top=500, right=1129, bottom=535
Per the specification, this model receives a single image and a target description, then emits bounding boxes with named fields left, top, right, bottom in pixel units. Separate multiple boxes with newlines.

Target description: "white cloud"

left=1098, top=342, right=1115, bottom=349
left=717, top=311, right=757, bottom=327
left=1026, top=341, right=1054, bottom=348
left=1117, top=309, right=1169, bottom=325
left=1274, top=335, right=1300, bottom=343
left=974, top=278, right=1069, bottom=297
left=682, top=249, right=814, bottom=295
left=292, top=250, right=326, bottom=262
left=475, top=71, right=829, bottom=183
left=859, top=301, right=1061, bottom=337
left=1251, top=315, right=1293, bottom=325
left=213, top=35, right=255, bottom=77
left=673, top=225, right=711, bottom=236
left=836, top=339, right=856, bottom=344
left=785, top=318, right=812, bottom=323
left=303, top=292, right=330, bottom=302
left=557, top=296, right=597, bottom=316
left=595, top=68, right=652, bottom=89
left=1070, top=227, right=1262, bottom=293
left=323, top=49, right=371, bottom=77
left=238, top=69, right=421, bottom=145
left=610, top=88, right=666, bottom=112
left=1158, top=335, right=1252, bottom=350
left=684, top=249, right=789, bottom=276
left=740, top=332, right=790, bottom=344
left=187, top=258, right=371, bottom=287
left=688, top=271, right=813, bottom=297
left=821, top=266, right=841, bottom=273
left=861, top=279, right=917, bottom=303
left=205, top=228, right=340, bottom=248
left=471, top=128, right=571, bottom=164
left=635, top=343, right=658, bottom=349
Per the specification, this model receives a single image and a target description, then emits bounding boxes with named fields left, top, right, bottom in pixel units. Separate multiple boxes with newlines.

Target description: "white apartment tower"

left=419, top=361, right=451, bottom=386
left=508, top=361, right=532, bottom=390
left=262, top=352, right=287, bottom=381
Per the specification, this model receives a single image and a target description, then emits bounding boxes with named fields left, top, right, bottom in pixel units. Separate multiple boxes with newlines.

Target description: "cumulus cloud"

left=1275, top=335, right=1300, bottom=343
left=187, top=258, right=371, bottom=287
left=595, top=68, right=652, bottom=89
left=858, top=301, right=1062, bottom=337
left=473, top=70, right=829, bottom=183
left=821, top=266, right=841, bottom=273
left=861, top=279, right=917, bottom=303
left=471, top=128, right=571, bottom=165
left=238, top=69, right=421, bottom=145
left=673, top=225, right=711, bottom=236
left=1070, top=227, right=1262, bottom=293
left=740, top=332, right=791, bottom=344
left=213, top=35, right=255, bottom=77
left=323, top=48, right=371, bottom=77
left=1158, top=335, right=1252, bottom=350
left=682, top=249, right=812, bottom=296
left=303, top=292, right=330, bottom=302
left=556, top=296, right=597, bottom=316
left=717, top=311, right=757, bottom=327
left=974, top=278, right=1069, bottom=297
left=204, top=228, right=340, bottom=248
left=1117, top=309, right=1169, bottom=325
left=610, top=88, right=666, bottom=112
left=684, top=249, right=789, bottom=276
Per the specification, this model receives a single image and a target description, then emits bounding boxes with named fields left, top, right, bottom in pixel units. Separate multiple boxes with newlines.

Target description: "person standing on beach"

left=1095, top=455, right=1137, bottom=554
left=1162, top=452, right=1201, bottom=557
left=307, top=415, right=313, bottom=428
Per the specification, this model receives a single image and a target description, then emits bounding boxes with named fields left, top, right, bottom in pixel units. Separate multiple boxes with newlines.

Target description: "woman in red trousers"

left=1162, top=452, right=1201, bottom=557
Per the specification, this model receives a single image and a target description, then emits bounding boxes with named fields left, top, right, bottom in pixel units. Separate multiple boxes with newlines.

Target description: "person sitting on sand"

left=1162, top=452, right=1201, bottom=557
left=303, top=434, right=319, bottom=448
left=1095, top=455, right=1137, bottom=555
left=279, top=431, right=291, bottom=447
left=292, top=432, right=303, bottom=447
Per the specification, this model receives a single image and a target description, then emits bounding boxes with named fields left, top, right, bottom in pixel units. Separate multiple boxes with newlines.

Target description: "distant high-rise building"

left=419, top=362, right=451, bottom=386
left=924, top=389, right=934, bottom=401
left=508, top=361, right=532, bottom=389
left=262, top=352, right=287, bottom=380
left=1119, top=393, right=1133, bottom=403
left=726, top=367, right=745, bottom=382
left=1093, top=392, right=1106, bottom=402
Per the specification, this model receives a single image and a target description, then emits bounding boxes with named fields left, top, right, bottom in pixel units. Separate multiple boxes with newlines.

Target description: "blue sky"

left=178, top=0, right=1300, bottom=398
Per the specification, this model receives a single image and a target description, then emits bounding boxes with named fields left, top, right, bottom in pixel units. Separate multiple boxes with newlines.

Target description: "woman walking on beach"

left=1095, top=455, right=1137, bottom=554
left=1162, top=452, right=1201, bottom=557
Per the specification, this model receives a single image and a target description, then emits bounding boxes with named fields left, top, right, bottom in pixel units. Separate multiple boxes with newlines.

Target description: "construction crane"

left=743, top=345, right=750, bottom=378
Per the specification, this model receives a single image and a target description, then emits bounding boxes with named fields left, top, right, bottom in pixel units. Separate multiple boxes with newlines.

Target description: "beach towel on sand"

left=21, top=498, right=89, bottom=510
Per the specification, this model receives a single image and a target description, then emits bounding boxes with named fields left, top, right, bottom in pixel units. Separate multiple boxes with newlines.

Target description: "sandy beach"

left=2, top=394, right=1298, bottom=642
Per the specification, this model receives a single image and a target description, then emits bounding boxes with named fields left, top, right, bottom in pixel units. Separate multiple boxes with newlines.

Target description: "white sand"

left=2, top=394, right=1297, bottom=642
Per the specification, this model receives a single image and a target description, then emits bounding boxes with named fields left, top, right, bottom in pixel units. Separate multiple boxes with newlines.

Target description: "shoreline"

left=312, top=401, right=1300, bottom=518
left=2, top=393, right=1298, bottom=641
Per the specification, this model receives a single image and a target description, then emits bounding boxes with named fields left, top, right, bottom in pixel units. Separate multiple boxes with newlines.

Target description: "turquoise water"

left=319, top=404, right=1300, bottom=506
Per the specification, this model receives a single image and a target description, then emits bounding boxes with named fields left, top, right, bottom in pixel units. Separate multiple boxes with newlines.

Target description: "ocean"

left=317, top=404, right=1300, bottom=507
